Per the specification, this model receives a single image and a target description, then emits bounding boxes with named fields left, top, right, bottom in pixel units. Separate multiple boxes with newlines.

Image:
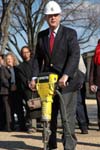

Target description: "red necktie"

left=49, top=32, right=54, bottom=54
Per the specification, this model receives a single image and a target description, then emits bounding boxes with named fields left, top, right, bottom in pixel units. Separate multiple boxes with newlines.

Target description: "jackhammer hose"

left=55, top=89, right=74, bottom=142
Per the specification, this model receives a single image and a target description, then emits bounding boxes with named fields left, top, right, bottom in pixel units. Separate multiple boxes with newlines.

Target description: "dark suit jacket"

left=34, top=25, right=80, bottom=92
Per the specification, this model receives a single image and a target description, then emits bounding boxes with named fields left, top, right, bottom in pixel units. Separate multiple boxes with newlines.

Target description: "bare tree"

left=0, top=0, right=100, bottom=59
left=0, top=0, right=16, bottom=53
left=7, top=0, right=47, bottom=58
left=58, top=0, right=100, bottom=50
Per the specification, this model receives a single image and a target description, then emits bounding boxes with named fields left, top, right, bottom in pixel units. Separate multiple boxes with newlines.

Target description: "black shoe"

left=40, top=148, right=58, bottom=150
left=6, top=128, right=12, bottom=132
left=27, top=127, right=37, bottom=133
left=81, top=129, right=88, bottom=134
left=47, top=145, right=57, bottom=150
left=19, top=126, right=28, bottom=132
left=47, top=148, right=58, bottom=150
left=72, top=134, right=77, bottom=141
left=97, top=127, right=100, bottom=131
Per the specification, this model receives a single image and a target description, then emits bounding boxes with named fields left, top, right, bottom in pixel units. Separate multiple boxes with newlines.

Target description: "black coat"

left=17, top=59, right=41, bottom=118
left=17, top=59, right=33, bottom=100
left=0, top=65, right=11, bottom=95
left=33, top=25, right=80, bottom=93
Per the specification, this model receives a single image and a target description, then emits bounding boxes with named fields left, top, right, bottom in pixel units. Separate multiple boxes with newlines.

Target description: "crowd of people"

left=0, top=47, right=40, bottom=132
left=0, top=1, right=100, bottom=150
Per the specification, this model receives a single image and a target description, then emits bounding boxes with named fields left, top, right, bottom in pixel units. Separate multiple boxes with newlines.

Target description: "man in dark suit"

left=30, top=1, right=80, bottom=150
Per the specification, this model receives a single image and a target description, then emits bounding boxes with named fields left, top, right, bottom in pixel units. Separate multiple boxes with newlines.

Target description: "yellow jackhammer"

left=36, top=73, right=58, bottom=150
left=36, top=73, right=74, bottom=150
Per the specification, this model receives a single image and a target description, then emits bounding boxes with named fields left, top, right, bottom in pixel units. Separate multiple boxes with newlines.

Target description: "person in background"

left=17, top=46, right=40, bottom=132
left=0, top=53, right=4, bottom=65
left=5, top=52, right=26, bottom=131
left=0, top=53, right=11, bottom=131
left=76, top=55, right=88, bottom=134
left=89, top=39, right=100, bottom=131
left=80, top=82, right=89, bottom=126
left=0, top=53, right=6, bottom=130
left=81, top=57, right=89, bottom=126
left=30, top=1, right=80, bottom=150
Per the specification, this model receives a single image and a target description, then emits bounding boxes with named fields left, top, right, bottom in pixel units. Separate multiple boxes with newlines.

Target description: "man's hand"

left=90, top=85, right=98, bottom=93
left=58, top=74, right=69, bottom=88
left=28, top=80, right=36, bottom=91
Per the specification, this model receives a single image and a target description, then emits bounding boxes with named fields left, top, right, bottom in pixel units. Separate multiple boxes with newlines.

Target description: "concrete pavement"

left=0, top=99, right=100, bottom=150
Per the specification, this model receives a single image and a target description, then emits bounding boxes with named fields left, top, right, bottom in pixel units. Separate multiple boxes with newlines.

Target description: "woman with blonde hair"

left=5, top=52, right=19, bottom=66
left=5, top=53, right=18, bottom=92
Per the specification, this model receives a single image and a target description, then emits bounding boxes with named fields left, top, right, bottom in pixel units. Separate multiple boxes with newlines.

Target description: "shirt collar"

left=49, top=25, right=60, bottom=37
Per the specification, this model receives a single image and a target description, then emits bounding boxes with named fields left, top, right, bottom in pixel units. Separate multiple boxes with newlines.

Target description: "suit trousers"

left=76, top=90, right=88, bottom=131
left=48, top=91, right=77, bottom=150
left=80, top=84, right=89, bottom=125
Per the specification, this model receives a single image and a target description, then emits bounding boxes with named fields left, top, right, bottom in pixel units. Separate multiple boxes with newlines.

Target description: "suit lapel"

left=43, top=29, right=51, bottom=58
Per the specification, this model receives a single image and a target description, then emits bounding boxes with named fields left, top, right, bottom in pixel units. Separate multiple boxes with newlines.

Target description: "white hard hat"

left=44, top=1, right=62, bottom=15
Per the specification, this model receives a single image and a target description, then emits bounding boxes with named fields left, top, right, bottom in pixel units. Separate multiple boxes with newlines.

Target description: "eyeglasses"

left=23, top=51, right=30, bottom=54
